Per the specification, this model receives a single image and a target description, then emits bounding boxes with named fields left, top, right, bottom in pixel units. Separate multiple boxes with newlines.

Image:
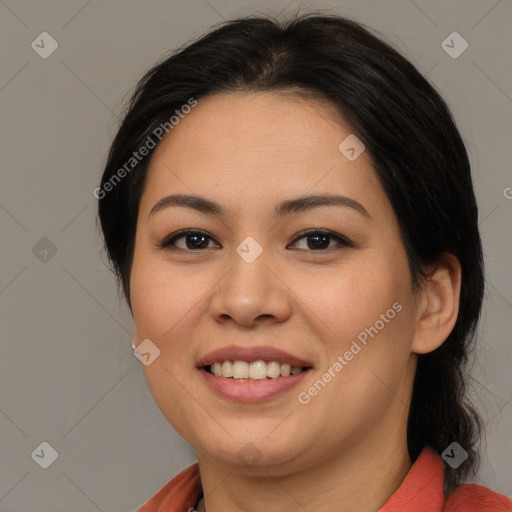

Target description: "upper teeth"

left=210, top=360, right=305, bottom=379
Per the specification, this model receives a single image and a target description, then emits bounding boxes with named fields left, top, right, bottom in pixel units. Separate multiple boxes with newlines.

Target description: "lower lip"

left=198, top=367, right=312, bottom=403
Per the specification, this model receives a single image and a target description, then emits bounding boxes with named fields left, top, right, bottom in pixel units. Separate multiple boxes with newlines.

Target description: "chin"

left=196, top=432, right=308, bottom=471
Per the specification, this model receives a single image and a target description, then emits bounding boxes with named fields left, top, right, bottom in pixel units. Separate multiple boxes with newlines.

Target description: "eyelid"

left=290, top=228, right=353, bottom=248
left=159, top=228, right=353, bottom=251
left=159, top=229, right=219, bottom=249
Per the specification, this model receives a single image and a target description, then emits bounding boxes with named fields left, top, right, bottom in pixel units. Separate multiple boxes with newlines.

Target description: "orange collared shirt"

left=137, top=447, right=512, bottom=512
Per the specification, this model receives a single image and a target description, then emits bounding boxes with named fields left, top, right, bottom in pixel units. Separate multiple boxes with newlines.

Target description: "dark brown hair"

left=97, top=12, right=484, bottom=494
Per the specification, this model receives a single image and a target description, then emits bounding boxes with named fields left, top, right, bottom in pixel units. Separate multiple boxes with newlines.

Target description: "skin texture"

left=130, top=91, right=461, bottom=512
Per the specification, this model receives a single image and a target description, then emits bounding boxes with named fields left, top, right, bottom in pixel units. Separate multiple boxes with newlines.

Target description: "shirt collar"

left=138, top=447, right=445, bottom=511
left=378, top=447, right=445, bottom=512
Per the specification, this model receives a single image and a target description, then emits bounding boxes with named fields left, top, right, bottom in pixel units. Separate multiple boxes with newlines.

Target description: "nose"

left=209, top=244, right=292, bottom=328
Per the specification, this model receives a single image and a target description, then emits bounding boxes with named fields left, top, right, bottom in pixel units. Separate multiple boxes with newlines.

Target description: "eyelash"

left=159, top=228, right=353, bottom=252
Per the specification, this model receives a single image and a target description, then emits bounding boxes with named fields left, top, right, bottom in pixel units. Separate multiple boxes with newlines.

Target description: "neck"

left=196, top=432, right=412, bottom=512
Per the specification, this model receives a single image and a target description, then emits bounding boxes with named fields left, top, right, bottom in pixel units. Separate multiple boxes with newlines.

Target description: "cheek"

left=130, top=254, right=208, bottom=441
left=130, top=251, right=205, bottom=342
left=299, top=298, right=416, bottom=439
left=306, top=249, right=416, bottom=390
left=304, top=257, right=410, bottom=343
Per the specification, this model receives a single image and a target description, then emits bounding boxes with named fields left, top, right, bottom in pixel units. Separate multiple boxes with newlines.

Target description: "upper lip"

left=197, top=345, right=314, bottom=368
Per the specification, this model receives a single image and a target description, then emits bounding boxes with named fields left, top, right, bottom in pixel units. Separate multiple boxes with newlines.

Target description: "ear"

left=411, top=252, right=462, bottom=355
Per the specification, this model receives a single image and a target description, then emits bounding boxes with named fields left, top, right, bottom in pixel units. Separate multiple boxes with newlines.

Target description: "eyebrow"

left=148, top=193, right=371, bottom=220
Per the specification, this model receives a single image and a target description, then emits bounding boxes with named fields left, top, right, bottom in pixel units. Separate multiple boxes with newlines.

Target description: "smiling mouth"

left=203, top=360, right=311, bottom=381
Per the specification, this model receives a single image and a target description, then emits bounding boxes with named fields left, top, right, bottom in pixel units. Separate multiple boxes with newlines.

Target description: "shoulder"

left=445, top=482, right=512, bottom=512
left=137, top=462, right=202, bottom=512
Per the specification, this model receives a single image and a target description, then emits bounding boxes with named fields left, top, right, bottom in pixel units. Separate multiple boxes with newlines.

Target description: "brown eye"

left=289, top=230, right=353, bottom=251
left=160, top=229, right=352, bottom=252
left=160, top=230, right=220, bottom=251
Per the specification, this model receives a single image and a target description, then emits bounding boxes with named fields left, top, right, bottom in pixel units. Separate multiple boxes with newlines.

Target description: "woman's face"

left=130, top=91, right=421, bottom=474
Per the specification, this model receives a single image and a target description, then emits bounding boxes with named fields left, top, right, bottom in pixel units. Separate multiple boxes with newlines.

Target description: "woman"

left=97, top=13, right=512, bottom=512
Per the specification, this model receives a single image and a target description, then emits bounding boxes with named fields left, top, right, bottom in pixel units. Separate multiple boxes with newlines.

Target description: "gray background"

left=0, top=0, right=511, bottom=510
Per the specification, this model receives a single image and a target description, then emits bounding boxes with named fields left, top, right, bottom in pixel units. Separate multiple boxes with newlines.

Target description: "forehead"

left=140, top=91, right=387, bottom=219
left=151, top=90, right=352, bottom=161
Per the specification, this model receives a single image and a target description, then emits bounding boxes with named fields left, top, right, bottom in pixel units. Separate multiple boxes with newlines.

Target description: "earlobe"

left=411, top=253, right=462, bottom=355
